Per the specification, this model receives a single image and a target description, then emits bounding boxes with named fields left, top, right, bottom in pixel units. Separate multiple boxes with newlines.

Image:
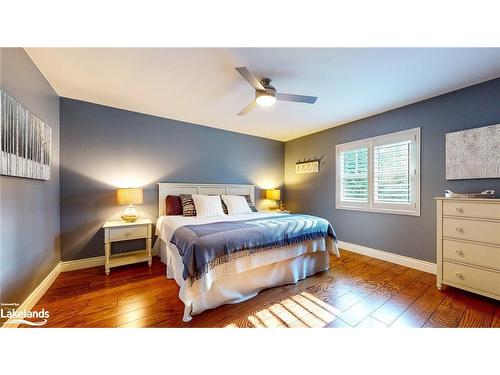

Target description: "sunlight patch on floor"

left=225, top=292, right=343, bottom=328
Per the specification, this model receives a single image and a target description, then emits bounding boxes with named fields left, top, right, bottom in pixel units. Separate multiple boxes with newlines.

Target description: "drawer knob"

left=456, top=227, right=464, bottom=233
left=455, top=249, right=464, bottom=256
left=125, top=232, right=131, bottom=237
left=455, top=272, right=464, bottom=280
left=456, top=207, right=463, bottom=213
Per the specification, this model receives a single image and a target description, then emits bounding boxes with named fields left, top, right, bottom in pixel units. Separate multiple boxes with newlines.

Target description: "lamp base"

left=121, top=204, right=139, bottom=222
left=268, top=200, right=283, bottom=210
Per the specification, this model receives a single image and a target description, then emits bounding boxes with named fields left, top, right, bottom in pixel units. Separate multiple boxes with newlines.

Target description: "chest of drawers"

left=436, top=198, right=500, bottom=300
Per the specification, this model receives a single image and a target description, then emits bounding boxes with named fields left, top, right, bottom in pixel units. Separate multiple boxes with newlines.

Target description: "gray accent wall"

left=285, top=78, right=500, bottom=263
left=0, top=48, right=60, bottom=314
left=60, top=98, right=284, bottom=261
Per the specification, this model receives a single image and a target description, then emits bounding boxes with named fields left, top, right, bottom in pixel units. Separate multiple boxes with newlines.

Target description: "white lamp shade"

left=266, top=189, right=281, bottom=201
left=116, top=188, right=143, bottom=205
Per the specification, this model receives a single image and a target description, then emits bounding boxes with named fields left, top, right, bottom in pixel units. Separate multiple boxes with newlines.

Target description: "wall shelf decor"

left=0, top=89, right=51, bottom=180
left=446, top=124, right=500, bottom=180
left=295, top=158, right=321, bottom=174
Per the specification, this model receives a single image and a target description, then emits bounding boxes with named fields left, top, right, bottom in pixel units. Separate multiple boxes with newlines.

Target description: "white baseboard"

left=2, top=261, right=62, bottom=328
left=60, top=256, right=105, bottom=272
left=338, top=241, right=437, bottom=275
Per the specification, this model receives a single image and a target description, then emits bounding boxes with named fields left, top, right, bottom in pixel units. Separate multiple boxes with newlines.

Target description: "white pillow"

left=221, top=195, right=253, bottom=215
left=191, top=195, right=225, bottom=217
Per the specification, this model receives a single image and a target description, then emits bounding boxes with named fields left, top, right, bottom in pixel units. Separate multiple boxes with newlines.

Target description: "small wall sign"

left=295, top=160, right=320, bottom=174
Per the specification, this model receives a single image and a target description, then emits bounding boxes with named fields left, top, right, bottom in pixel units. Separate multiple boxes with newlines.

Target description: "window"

left=336, top=127, right=420, bottom=216
left=339, top=147, right=369, bottom=206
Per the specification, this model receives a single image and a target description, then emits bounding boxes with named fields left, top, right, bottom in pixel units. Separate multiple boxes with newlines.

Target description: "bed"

left=156, top=183, right=339, bottom=322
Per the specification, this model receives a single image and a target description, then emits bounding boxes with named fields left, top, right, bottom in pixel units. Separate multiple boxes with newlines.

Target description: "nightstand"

left=260, top=209, right=291, bottom=214
left=103, top=218, right=153, bottom=275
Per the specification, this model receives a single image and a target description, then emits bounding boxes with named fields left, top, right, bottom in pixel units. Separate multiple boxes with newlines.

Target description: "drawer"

left=443, top=239, right=500, bottom=271
left=442, top=217, right=500, bottom=245
left=443, top=201, right=500, bottom=220
left=443, top=261, right=500, bottom=297
left=108, top=225, right=148, bottom=241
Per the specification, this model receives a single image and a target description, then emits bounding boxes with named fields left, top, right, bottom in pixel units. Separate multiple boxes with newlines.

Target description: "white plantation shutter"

left=340, top=148, right=368, bottom=202
left=336, top=127, right=420, bottom=216
left=374, top=141, right=412, bottom=203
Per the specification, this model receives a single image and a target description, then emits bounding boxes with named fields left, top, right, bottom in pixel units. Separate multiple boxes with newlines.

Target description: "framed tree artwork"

left=0, top=89, right=51, bottom=180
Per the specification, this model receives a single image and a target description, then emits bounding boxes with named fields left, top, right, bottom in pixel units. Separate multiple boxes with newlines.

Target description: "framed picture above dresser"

left=435, top=197, right=500, bottom=301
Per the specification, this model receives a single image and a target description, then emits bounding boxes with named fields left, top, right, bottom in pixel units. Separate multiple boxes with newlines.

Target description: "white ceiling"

left=26, top=48, right=500, bottom=141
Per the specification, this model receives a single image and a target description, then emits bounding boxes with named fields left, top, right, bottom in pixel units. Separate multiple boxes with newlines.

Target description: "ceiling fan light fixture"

left=255, top=91, right=276, bottom=107
left=235, top=68, right=317, bottom=115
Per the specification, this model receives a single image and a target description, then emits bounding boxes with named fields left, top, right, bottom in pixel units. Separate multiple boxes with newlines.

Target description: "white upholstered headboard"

left=157, top=183, right=255, bottom=216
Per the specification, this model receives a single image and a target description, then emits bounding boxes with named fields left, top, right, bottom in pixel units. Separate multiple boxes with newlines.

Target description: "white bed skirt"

left=160, top=241, right=331, bottom=322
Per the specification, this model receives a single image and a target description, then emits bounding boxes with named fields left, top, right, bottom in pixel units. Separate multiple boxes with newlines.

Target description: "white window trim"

left=335, top=127, right=421, bottom=216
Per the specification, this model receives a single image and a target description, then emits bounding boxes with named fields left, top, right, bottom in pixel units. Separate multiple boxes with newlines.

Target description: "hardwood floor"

left=27, top=250, right=500, bottom=328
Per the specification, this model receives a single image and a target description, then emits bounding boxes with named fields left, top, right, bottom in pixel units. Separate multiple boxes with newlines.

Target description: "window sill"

left=335, top=204, right=420, bottom=217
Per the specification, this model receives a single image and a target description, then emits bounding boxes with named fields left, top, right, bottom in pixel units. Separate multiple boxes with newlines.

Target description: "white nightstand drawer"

left=443, top=201, right=500, bottom=220
left=443, top=239, right=500, bottom=271
left=443, top=261, right=500, bottom=297
left=443, top=217, right=500, bottom=245
left=109, top=225, right=148, bottom=241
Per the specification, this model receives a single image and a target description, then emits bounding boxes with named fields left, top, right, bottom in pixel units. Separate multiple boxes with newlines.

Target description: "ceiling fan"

left=235, top=67, right=318, bottom=116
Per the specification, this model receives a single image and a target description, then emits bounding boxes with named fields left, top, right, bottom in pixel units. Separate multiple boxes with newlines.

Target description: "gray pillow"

left=179, top=194, right=197, bottom=217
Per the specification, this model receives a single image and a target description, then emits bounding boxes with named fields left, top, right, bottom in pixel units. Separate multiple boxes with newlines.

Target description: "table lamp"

left=116, top=188, right=143, bottom=222
left=266, top=188, right=282, bottom=210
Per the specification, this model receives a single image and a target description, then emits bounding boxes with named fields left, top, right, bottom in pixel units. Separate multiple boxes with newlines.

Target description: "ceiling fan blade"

left=235, top=67, right=265, bottom=91
left=238, top=100, right=257, bottom=116
left=276, top=93, right=317, bottom=104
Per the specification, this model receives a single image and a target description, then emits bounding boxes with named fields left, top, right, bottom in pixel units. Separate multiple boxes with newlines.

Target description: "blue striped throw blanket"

left=170, top=214, right=337, bottom=281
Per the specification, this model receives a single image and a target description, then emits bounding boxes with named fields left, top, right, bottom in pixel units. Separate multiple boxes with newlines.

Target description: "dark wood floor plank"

left=370, top=272, right=436, bottom=326
left=423, top=289, right=470, bottom=328
left=85, top=299, right=182, bottom=328
left=302, top=254, right=394, bottom=304
left=190, top=286, right=293, bottom=328
left=491, top=307, right=500, bottom=328
left=24, top=252, right=499, bottom=329
left=337, top=260, right=396, bottom=295
left=288, top=250, right=382, bottom=296
left=42, top=281, right=91, bottom=299
left=34, top=296, right=89, bottom=312
left=211, top=289, right=295, bottom=328
left=329, top=249, right=364, bottom=269
left=348, top=264, right=408, bottom=297
left=43, top=304, right=119, bottom=328
left=51, top=267, right=102, bottom=288
left=122, top=306, right=189, bottom=328
left=86, top=277, right=175, bottom=308
left=457, top=296, right=496, bottom=328
left=340, top=267, right=423, bottom=326
left=327, top=291, right=365, bottom=313
left=390, top=282, right=447, bottom=328
left=37, top=275, right=163, bottom=306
